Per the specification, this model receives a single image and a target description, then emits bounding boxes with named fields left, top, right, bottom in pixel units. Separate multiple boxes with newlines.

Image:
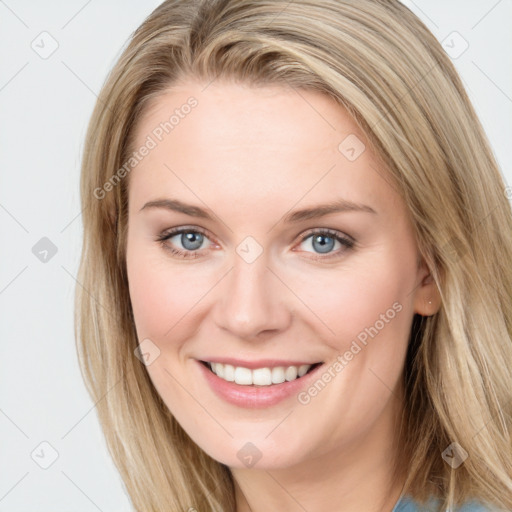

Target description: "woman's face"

left=125, top=78, right=436, bottom=470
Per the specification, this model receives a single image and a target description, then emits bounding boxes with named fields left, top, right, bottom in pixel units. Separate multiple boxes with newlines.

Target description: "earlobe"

left=413, top=271, right=441, bottom=317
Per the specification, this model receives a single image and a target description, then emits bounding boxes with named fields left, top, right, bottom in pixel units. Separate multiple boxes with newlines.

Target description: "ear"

left=413, top=259, right=441, bottom=317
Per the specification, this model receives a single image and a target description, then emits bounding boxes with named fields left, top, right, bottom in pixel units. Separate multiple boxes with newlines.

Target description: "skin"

left=125, top=78, right=441, bottom=512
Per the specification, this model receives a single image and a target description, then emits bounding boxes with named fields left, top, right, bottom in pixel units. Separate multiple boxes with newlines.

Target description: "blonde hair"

left=75, top=0, right=512, bottom=510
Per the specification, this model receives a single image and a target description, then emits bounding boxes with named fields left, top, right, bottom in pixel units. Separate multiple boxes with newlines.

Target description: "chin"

left=187, top=426, right=313, bottom=471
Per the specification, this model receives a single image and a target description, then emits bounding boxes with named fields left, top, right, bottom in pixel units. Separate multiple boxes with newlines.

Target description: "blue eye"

left=297, top=229, right=354, bottom=259
left=156, top=227, right=212, bottom=259
left=156, top=227, right=355, bottom=260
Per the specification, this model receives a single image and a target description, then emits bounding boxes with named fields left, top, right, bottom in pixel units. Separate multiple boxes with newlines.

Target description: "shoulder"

left=392, top=495, right=497, bottom=512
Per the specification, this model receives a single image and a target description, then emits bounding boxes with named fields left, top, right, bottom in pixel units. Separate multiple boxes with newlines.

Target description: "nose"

left=212, top=252, right=292, bottom=340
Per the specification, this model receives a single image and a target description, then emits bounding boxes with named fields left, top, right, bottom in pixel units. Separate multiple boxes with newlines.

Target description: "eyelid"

left=156, top=225, right=216, bottom=260
left=157, top=225, right=355, bottom=260
left=293, top=228, right=355, bottom=260
left=157, top=225, right=215, bottom=246
left=296, top=227, right=355, bottom=244
left=158, top=226, right=354, bottom=243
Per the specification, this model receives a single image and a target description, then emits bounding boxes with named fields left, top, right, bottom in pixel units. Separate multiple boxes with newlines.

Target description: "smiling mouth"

left=200, top=361, right=323, bottom=386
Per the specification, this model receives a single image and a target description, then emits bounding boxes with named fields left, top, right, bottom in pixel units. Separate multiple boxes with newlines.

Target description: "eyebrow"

left=139, top=198, right=377, bottom=222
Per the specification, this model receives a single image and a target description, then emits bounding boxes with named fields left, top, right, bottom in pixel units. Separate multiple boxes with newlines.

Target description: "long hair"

left=75, top=1, right=512, bottom=510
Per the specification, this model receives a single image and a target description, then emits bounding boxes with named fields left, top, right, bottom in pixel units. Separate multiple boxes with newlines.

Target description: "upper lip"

left=199, top=357, right=323, bottom=369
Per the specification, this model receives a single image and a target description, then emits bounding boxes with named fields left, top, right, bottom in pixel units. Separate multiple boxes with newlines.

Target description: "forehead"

left=128, top=79, right=397, bottom=219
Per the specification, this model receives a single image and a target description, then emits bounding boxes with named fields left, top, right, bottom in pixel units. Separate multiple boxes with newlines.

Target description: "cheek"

left=125, top=242, right=209, bottom=405
left=290, top=250, right=415, bottom=348
left=285, top=257, right=415, bottom=453
left=291, top=245, right=416, bottom=416
left=335, top=251, right=416, bottom=370
left=126, top=241, right=211, bottom=340
left=329, top=246, right=416, bottom=386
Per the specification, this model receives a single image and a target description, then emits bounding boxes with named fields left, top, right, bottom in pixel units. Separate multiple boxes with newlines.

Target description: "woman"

left=75, top=1, right=512, bottom=510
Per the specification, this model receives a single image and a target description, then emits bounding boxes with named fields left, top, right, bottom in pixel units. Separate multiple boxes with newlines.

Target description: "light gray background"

left=1, top=1, right=511, bottom=510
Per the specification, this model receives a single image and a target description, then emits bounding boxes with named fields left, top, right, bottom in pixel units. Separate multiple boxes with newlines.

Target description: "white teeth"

left=252, top=367, right=272, bottom=386
left=223, top=364, right=235, bottom=382
left=298, top=364, right=309, bottom=377
left=234, top=366, right=252, bottom=385
left=271, top=366, right=286, bottom=384
left=285, top=366, right=298, bottom=381
left=215, top=362, right=225, bottom=379
left=208, top=362, right=313, bottom=386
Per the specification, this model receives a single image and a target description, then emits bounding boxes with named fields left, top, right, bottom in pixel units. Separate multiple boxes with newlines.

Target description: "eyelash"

left=156, top=226, right=355, bottom=261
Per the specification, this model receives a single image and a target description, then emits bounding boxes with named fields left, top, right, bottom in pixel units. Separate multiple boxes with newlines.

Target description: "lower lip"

left=196, top=360, right=324, bottom=408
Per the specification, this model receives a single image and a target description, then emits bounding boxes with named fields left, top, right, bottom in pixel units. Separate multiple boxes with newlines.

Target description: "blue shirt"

left=392, top=494, right=495, bottom=511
